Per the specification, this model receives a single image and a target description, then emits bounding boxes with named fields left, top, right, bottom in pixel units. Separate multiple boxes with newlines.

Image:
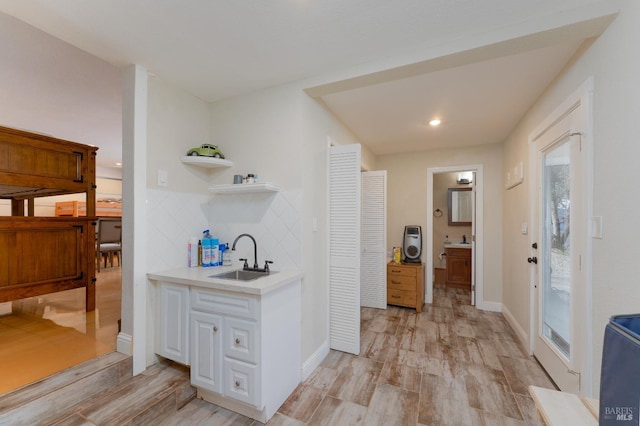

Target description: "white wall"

left=376, top=143, right=503, bottom=304
left=146, top=75, right=212, bottom=195
left=207, top=80, right=361, bottom=366
left=143, top=76, right=214, bottom=274
left=501, top=0, right=640, bottom=396
left=0, top=12, right=122, bottom=171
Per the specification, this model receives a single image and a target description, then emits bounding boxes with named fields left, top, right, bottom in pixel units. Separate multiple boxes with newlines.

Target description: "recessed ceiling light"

left=429, top=119, right=441, bottom=127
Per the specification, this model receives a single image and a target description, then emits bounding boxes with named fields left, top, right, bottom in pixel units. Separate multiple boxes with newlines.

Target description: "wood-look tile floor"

left=1, top=273, right=556, bottom=425
left=163, top=285, right=557, bottom=425
left=0, top=267, right=121, bottom=394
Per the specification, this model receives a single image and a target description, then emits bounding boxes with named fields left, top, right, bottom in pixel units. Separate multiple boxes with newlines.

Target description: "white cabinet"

left=190, top=286, right=261, bottom=407
left=152, top=273, right=302, bottom=423
left=155, top=282, right=190, bottom=365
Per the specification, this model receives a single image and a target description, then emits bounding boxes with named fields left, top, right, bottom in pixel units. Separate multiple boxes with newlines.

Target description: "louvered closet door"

left=361, top=171, right=387, bottom=309
left=328, top=143, right=361, bottom=355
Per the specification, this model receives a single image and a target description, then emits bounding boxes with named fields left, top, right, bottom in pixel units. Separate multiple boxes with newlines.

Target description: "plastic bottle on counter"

left=210, top=238, right=220, bottom=267
left=188, top=237, right=199, bottom=267
left=219, top=243, right=226, bottom=267
left=202, top=229, right=212, bottom=267
left=222, top=243, right=232, bottom=266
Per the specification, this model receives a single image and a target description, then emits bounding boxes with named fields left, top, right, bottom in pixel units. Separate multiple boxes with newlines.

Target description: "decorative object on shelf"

left=186, top=143, right=225, bottom=159
left=233, top=175, right=243, bottom=184
left=433, top=208, right=443, bottom=217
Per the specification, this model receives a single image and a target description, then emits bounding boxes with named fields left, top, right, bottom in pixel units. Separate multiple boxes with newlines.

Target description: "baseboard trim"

left=477, top=301, right=502, bottom=312
left=301, top=340, right=330, bottom=381
left=502, top=304, right=530, bottom=354
left=117, top=332, right=133, bottom=356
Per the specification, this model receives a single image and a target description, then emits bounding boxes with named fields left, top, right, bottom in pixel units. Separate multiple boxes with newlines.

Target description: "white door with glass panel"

left=531, top=105, right=587, bottom=393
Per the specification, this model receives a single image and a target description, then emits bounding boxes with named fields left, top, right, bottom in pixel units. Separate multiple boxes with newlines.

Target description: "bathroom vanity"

left=148, top=266, right=303, bottom=423
left=445, top=244, right=472, bottom=289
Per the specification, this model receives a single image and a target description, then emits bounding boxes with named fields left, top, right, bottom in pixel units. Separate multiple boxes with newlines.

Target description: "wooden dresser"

left=445, top=247, right=471, bottom=289
left=387, top=262, right=424, bottom=312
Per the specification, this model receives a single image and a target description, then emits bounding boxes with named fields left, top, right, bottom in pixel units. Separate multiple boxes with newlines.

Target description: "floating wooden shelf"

left=208, top=183, right=280, bottom=194
left=180, top=156, right=233, bottom=168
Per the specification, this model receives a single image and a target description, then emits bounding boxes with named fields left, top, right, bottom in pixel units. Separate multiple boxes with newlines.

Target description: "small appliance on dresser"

left=402, top=225, right=422, bottom=263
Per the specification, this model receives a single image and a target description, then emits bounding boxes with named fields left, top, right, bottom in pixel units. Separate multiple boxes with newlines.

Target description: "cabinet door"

left=447, top=254, right=470, bottom=286
left=156, top=282, right=189, bottom=365
left=191, top=311, right=223, bottom=393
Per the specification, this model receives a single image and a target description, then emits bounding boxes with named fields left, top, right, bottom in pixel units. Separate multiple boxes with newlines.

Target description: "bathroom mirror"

left=448, top=188, right=472, bottom=226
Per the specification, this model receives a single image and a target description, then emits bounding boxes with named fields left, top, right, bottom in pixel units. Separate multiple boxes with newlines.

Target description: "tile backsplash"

left=146, top=188, right=302, bottom=273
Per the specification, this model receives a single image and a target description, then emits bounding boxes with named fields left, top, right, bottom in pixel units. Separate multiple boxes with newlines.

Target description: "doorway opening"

left=426, top=165, right=484, bottom=308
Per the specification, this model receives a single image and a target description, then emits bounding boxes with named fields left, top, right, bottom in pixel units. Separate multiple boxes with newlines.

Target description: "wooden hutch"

left=0, top=125, right=98, bottom=311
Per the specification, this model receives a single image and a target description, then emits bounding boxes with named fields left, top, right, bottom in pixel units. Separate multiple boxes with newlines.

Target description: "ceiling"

left=0, top=0, right=618, bottom=165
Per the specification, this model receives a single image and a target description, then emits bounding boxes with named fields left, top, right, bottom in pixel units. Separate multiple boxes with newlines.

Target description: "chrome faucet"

left=462, top=235, right=467, bottom=243
left=231, top=233, right=273, bottom=272
left=232, top=233, right=259, bottom=270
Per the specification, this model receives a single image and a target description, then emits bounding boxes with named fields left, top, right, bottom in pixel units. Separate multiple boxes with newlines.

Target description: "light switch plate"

left=591, top=216, right=603, bottom=239
left=157, top=169, right=168, bottom=187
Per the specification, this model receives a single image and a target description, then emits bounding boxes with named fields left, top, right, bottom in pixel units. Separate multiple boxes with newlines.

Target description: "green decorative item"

left=186, top=144, right=225, bottom=159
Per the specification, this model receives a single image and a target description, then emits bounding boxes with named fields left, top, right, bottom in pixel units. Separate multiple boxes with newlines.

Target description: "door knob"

left=528, top=257, right=538, bottom=264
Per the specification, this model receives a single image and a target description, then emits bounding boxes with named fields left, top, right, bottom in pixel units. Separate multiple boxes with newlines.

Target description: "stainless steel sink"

left=209, top=269, right=277, bottom=281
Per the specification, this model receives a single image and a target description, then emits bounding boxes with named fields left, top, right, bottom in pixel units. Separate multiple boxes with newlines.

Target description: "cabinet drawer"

left=446, top=248, right=471, bottom=258
left=224, top=358, right=260, bottom=407
left=387, top=274, right=416, bottom=291
left=387, top=288, right=416, bottom=306
left=224, top=317, right=259, bottom=364
left=191, top=287, right=258, bottom=320
left=387, top=265, right=417, bottom=278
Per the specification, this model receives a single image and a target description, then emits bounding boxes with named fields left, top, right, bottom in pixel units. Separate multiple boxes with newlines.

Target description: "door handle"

left=528, top=257, right=538, bottom=264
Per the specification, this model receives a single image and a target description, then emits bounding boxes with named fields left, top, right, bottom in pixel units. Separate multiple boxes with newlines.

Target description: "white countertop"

left=147, top=265, right=304, bottom=295
left=444, top=243, right=472, bottom=249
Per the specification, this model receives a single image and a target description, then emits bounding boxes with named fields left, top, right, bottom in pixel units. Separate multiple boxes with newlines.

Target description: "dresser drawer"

left=191, top=287, right=258, bottom=320
left=387, top=288, right=416, bottom=306
left=387, top=264, right=417, bottom=278
left=387, top=275, right=416, bottom=291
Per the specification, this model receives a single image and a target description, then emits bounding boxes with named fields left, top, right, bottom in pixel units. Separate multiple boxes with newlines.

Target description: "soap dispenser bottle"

left=202, top=229, right=212, bottom=267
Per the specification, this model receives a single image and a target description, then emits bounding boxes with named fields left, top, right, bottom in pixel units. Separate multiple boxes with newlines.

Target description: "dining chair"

left=96, top=218, right=122, bottom=272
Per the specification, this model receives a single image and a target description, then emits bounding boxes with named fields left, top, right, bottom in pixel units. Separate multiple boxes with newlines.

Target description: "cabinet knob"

left=235, top=380, right=241, bottom=387
left=213, top=326, right=218, bottom=332
left=235, top=338, right=240, bottom=344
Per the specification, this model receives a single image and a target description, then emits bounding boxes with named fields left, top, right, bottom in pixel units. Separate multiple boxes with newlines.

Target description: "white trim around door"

left=427, top=165, right=485, bottom=309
